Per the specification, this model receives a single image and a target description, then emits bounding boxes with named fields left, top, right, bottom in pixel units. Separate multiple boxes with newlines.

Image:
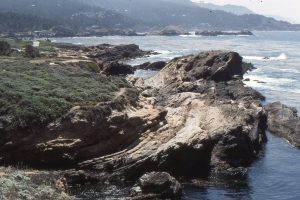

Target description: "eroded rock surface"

left=265, top=102, right=300, bottom=147
left=0, top=50, right=267, bottom=187
left=0, top=88, right=166, bottom=167
left=78, top=51, right=267, bottom=180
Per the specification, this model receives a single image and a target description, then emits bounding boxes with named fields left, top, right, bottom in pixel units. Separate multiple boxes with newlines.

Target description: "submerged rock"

left=265, top=102, right=300, bottom=147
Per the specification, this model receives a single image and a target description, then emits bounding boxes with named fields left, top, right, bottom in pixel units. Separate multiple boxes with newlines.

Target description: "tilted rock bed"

left=0, top=49, right=269, bottom=198
left=77, top=51, right=267, bottom=181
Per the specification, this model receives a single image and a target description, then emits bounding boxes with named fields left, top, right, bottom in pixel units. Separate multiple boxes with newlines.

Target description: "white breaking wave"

left=243, top=53, right=288, bottom=61
left=243, top=74, right=299, bottom=93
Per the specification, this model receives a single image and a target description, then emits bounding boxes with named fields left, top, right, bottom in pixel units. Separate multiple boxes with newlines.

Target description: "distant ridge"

left=194, top=2, right=255, bottom=15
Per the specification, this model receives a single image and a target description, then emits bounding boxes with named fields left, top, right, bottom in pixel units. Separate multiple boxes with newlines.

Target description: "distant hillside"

left=0, top=12, right=56, bottom=33
left=195, top=2, right=255, bottom=15
left=0, top=0, right=135, bottom=31
left=78, top=0, right=300, bottom=31
left=0, top=0, right=299, bottom=35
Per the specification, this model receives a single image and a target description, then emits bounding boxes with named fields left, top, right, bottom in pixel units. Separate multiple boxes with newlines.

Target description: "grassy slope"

left=0, top=53, right=128, bottom=128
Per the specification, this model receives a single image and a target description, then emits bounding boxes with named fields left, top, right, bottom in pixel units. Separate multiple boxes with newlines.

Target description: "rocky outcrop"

left=196, top=30, right=253, bottom=36
left=265, top=102, right=300, bottom=147
left=134, top=61, right=167, bottom=71
left=133, top=172, right=182, bottom=199
left=56, top=43, right=151, bottom=62
left=78, top=51, right=267, bottom=181
left=150, top=26, right=190, bottom=36
left=0, top=88, right=166, bottom=166
left=101, top=61, right=134, bottom=75
left=0, top=48, right=267, bottom=189
left=86, top=44, right=151, bottom=61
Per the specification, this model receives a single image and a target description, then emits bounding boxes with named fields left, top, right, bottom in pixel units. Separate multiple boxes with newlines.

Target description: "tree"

left=0, top=40, right=11, bottom=56
left=24, top=44, right=40, bottom=58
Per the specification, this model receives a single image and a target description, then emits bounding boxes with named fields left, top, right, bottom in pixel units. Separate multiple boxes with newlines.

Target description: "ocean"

left=53, top=31, right=300, bottom=200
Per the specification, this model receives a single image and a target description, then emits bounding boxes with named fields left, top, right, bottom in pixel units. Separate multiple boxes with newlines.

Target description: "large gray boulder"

left=265, top=102, right=300, bottom=147
left=137, top=172, right=182, bottom=199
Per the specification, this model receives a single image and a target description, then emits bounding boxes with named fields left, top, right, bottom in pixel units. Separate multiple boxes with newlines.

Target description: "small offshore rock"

left=265, top=102, right=300, bottom=147
left=138, top=172, right=182, bottom=199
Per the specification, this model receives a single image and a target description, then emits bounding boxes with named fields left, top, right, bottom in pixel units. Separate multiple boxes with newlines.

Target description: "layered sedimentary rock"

left=78, top=51, right=267, bottom=180
left=0, top=49, right=267, bottom=184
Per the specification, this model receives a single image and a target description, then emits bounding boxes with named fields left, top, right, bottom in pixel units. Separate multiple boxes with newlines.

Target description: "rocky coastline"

left=0, top=38, right=298, bottom=199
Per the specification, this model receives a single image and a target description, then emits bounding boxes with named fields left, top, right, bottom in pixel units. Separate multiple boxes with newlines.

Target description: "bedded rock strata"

left=0, top=88, right=166, bottom=167
left=0, top=49, right=267, bottom=187
left=77, top=51, right=267, bottom=181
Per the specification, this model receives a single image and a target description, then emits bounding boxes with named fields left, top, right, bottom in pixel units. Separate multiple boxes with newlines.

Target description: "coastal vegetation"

left=0, top=167, right=71, bottom=200
left=0, top=40, right=129, bottom=129
left=0, top=40, right=11, bottom=56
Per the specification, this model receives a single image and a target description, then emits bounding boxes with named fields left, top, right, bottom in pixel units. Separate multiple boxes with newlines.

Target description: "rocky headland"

left=0, top=38, right=298, bottom=199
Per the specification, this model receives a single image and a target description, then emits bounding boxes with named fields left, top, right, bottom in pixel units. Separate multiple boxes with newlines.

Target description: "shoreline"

left=0, top=37, right=300, bottom=198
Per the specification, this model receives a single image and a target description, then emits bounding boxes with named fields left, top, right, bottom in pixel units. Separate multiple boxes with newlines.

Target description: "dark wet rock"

left=242, top=62, right=257, bottom=73
left=150, top=26, right=190, bottom=36
left=170, top=51, right=244, bottom=82
left=146, top=51, right=265, bottom=101
left=196, top=30, right=253, bottom=36
left=102, top=61, right=134, bottom=75
left=134, top=61, right=167, bottom=71
left=265, top=102, right=300, bottom=147
left=137, top=172, right=182, bottom=199
left=84, top=44, right=151, bottom=61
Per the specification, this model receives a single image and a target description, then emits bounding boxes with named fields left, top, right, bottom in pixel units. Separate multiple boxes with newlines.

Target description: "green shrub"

left=0, top=40, right=11, bottom=56
left=24, top=44, right=40, bottom=58
left=0, top=59, right=130, bottom=128
left=79, top=61, right=100, bottom=73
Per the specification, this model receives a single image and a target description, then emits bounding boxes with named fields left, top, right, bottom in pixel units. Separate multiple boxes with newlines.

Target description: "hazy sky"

left=192, top=0, right=300, bottom=23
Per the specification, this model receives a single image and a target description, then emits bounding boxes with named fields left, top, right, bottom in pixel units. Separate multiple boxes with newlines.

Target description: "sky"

left=191, top=0, right=300, bottom=23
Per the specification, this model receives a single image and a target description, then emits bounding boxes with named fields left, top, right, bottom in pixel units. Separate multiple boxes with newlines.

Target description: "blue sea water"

left=53, top=31, right=300, bottom=200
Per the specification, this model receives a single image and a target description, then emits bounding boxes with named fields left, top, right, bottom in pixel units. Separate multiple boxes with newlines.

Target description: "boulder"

left=102, top=61, right=134, bottom=75
left=137, top=172, right=182, bottom=199
left=265, top=102, right=300, bottom=147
